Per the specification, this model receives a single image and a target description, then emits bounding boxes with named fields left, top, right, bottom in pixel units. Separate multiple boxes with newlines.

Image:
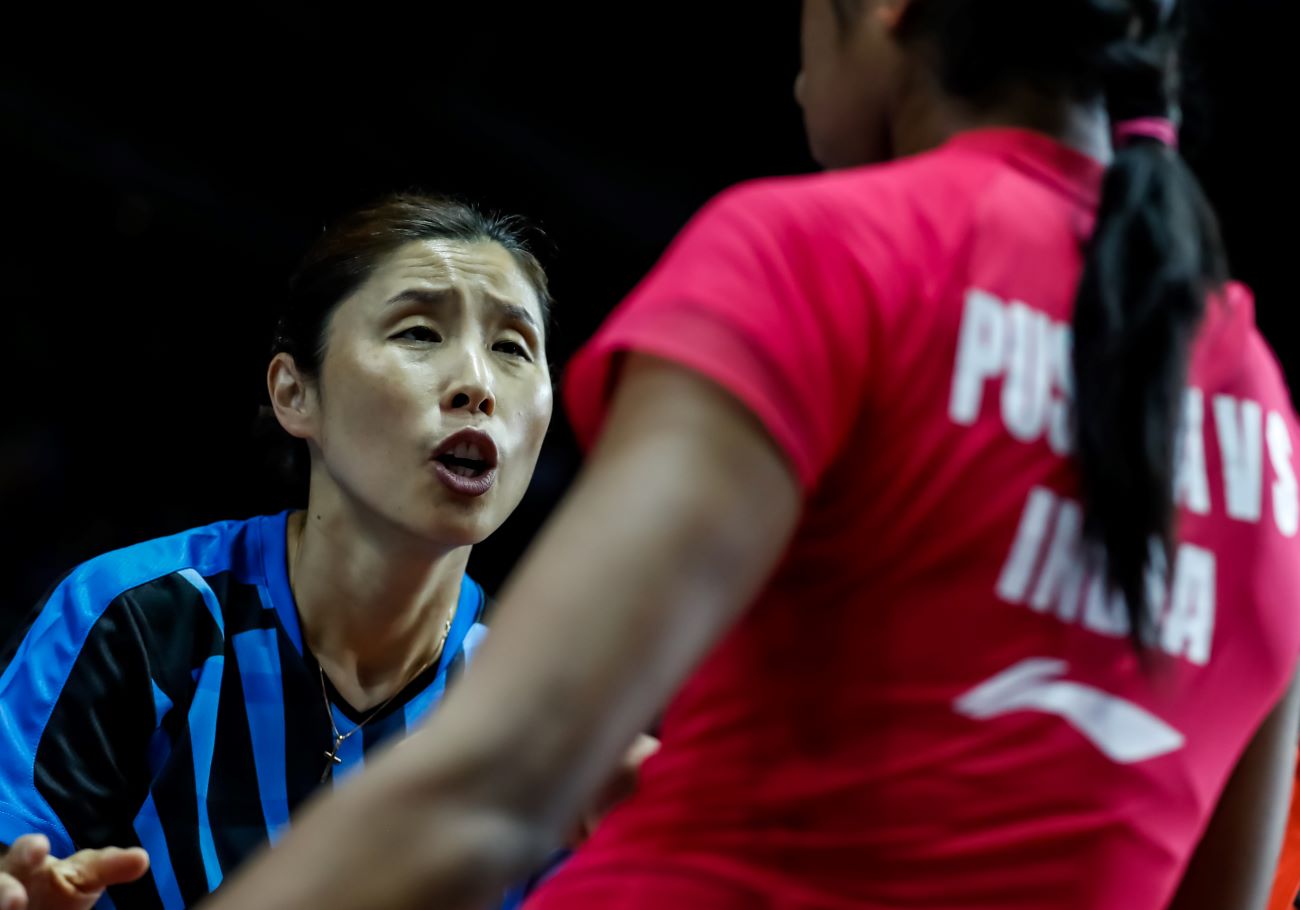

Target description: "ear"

left=874, top=0, right=915, bottom=31
left=267, top=352, right=318, bottom=441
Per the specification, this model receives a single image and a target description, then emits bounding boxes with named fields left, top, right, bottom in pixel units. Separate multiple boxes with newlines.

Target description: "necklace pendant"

left=321, top=747, right=344, bottom=784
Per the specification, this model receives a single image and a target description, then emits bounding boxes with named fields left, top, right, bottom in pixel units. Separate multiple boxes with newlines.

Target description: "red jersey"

left=534, top=129, right=1300, bottom=909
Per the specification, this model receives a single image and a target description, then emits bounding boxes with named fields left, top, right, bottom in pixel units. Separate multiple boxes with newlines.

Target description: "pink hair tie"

left=1113, top=117, right=1179, bottom=150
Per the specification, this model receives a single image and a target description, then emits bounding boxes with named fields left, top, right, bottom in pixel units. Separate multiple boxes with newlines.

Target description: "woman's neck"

left=286, top=503, right=470, bottom=711
left=889, top=62, right=1113, bottom=165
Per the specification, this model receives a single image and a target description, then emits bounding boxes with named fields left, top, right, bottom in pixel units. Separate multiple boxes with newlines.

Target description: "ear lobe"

left=876, top=0, right=913, bottom=31
left=267, top=352, right=316, bottom=441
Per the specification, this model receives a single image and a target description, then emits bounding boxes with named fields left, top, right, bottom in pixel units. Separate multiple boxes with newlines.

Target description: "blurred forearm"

left=1167, top=670, right=1300, bottom=910
left=207, top=357, right=801, bottom=910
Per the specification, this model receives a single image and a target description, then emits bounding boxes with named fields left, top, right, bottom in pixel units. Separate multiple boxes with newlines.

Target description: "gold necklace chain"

left=318, top=605, right=456, bottom=783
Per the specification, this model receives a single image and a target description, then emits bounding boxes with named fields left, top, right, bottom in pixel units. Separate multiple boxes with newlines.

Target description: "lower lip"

left=432, top=461, right=497, bottom=497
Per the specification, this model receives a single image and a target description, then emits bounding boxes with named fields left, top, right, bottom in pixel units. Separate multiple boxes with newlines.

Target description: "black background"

left=0, top=1, right=1291, bottom=636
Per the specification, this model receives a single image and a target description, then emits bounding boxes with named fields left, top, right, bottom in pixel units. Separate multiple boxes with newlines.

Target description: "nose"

left=794, top=71, right=806, bottom=109
left=441, top=346, right=495, bottom=418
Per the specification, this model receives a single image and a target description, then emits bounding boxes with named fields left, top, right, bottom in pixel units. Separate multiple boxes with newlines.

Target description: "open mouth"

left=431, top=430, right=499, bottom=495
left=434, top=447, right=491, bottom=478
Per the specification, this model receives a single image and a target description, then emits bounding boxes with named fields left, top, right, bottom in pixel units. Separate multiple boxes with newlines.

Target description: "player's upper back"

left=779, top=127, right=1300, bottom=685
left=572, top=127, right=1300, bottom=908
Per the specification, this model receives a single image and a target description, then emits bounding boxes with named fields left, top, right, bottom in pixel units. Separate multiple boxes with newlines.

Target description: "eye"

left=493, top=340, right=532, bottom=361
left=394, top=326, right=441, bottom=343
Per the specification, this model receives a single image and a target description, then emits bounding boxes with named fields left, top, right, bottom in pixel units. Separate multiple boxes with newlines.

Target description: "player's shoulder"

left=52, top=515, right=267, bottom=615
left=695, top=144, right=996, bottom=268
left=707, top=151, right=940, bottom=219
left=1195, top=281, right=1292, bottom=413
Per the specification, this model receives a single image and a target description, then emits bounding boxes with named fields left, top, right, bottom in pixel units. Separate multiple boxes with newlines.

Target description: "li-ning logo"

left=954, top=658, right=1185, bottom=764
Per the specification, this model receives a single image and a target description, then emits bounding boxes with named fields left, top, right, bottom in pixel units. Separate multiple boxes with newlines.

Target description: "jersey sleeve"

left=0, top=575, right=156, bottom=855
left=563, top=180, right=878, bottom=491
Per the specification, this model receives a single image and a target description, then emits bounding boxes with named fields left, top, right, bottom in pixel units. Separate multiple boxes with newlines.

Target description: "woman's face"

left=295, top=238, right=553, bottom=547
left=796, top=0, right=907, bottom=169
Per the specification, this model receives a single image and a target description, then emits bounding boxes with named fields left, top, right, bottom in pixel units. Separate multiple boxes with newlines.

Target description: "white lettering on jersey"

left=951, top=287, right=1071, bottom=452
left=948, top=290, right=1300, bottom=532
left=949, top=289, right=1007, bottom=425
left=953, top=286, right=1298, bottom=672
left=1213, top=394, right=1263, bottom=522
left=1081, top=574, right=1130, bottom=638
left=995, top=486, right=1056, bottom=603
left=1029, top=498, right=1084, bottom=621
left=1267, top=410, right=1299, bottom=537
left=1046, top=323, right=1074, bottom=456
left=998, top=487, right=1217, bottom=663
left=1160, top=544, right=1216, bottom=666
left=948, top=289, right=1074, bottom=453
left=1002, top=303, right=1052, bottom=442
left=955, top=657, right=1184, bottom=763
left=1174, top=389, right=1210, bottom=515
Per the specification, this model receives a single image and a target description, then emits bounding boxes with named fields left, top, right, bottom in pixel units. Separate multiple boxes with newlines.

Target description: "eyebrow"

left=492, top=301, right=542, bottom=336
left=385, top=287, right=541, bottom=335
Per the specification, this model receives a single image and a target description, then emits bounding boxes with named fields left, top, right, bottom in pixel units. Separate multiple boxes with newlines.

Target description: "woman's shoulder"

left=698, top=165, right=905, bottom=233
left=48, top=513, right=286, bottom=620
left=689, top=149, right=987, bottom=284
left=0, top=515, right=287, bottom=724
left=1192, top=281, right=1288, bottom=407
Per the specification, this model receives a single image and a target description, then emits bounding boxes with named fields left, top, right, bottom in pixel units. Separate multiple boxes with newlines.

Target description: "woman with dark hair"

left=0, top=194, right=561, bottom=909
left=211, top=2, right=1300, bottom=909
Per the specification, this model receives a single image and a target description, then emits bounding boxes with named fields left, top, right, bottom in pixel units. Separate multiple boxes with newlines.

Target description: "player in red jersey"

left=209, top=2, right=1300, bottom=909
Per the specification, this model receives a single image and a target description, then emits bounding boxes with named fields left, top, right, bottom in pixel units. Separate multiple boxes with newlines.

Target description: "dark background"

left=0, top=1, right=1291, bottom=636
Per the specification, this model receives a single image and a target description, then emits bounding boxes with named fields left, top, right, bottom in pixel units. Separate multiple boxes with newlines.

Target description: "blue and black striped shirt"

left=0, top=512, right=491, bottom=909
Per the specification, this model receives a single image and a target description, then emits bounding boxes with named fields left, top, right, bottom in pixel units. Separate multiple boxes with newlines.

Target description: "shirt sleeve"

left=563, top=179, right=878, bottom=492
left=0, top=576, right=155, bottom=855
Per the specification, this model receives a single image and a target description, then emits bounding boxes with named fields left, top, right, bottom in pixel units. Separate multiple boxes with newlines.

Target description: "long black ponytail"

left=890, top=0, right=1230, bottom=642
left=1073, top=1, right=1228, bottom=641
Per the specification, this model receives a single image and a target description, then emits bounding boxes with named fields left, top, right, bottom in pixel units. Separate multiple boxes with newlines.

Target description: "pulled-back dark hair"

left=276, top=193, right=551, bottom=375
left=841, top=0, right=1229, bottom=643
left=259, top=194, right=552, bottom=496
